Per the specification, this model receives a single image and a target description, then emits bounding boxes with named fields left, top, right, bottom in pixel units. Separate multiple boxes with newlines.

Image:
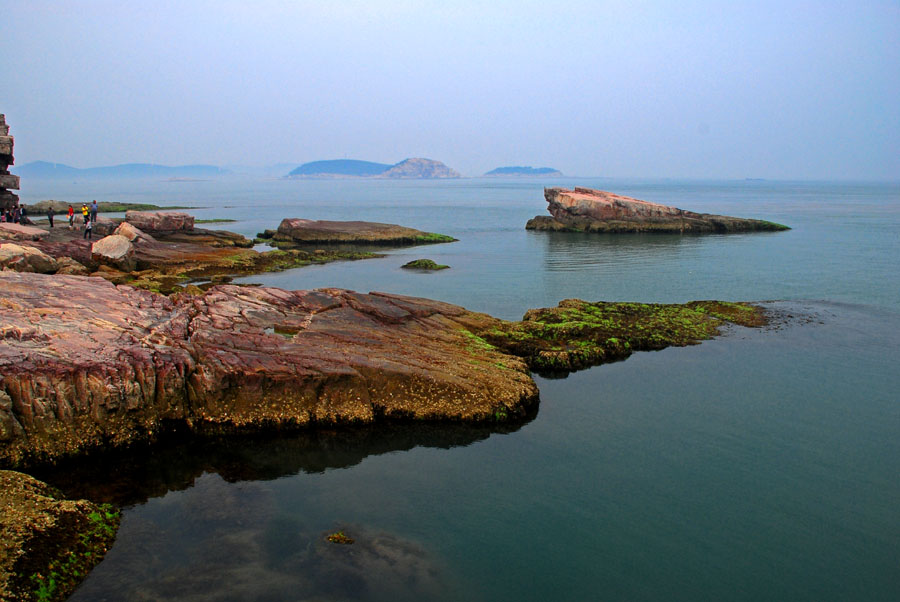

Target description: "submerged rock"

left=0, top=470, right=119, bottom=602
left=0, top=272, right=537, bottom=466
left=401, top=259, right=449, bottom=270
left=270, top=219, right=457, bottom=247
left=526, top=187, right=790, bottom=233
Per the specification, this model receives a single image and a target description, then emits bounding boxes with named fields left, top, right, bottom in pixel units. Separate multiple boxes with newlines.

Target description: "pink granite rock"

left=0, top=223, right=47, bottom=242
left=526, top=187, right=790, bottom=233
left=91, top=235, right=136, bottom=271
left=0, top=243, right=58, bottom=273
left=0, top=273, right=537, bottom=465
left=125, top=211, right=194, bottom=233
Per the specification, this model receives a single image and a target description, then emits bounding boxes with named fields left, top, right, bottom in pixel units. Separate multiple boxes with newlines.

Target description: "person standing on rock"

left=83, top=217, right=93, bottom=240
left=81, top=204, right=89, bottom=224
left=47, top=206, right=54, bottom=228
left=90, top=200, right=98, bottom=223
left=67, top=205, right=75, bottom=229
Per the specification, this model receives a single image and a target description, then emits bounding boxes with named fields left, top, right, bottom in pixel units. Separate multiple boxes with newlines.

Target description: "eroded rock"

left=0, top=223, right=47, bottom=242
left=91, top=234, right=136, bottom=271
left=0, top=272, right=537, bottom=466
left=526, top=187, right=790, bottom=233
left=0, top=243, right=58, bottom=273
left=271, top=219, right=456, bottom=247
left=125, top=210, right=194, bottom=233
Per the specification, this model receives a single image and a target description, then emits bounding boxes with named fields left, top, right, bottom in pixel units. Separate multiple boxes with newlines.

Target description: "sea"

left=19, top=177, right=900, bottom=601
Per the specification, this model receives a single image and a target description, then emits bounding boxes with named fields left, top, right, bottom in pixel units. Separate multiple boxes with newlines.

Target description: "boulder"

left=92, top=216, right=119, bottom=237
left=526, top=187, right=790, bottom=233
left=0, top=243, right=58, bottom=273
left=272, top=219, right=456, bottom=246
left=0, top=272, right=538, bottom=466
left=113, top=221, right=155, bottom=243
left=0, top=222, right=47, bottom=242
left=91, top=234, right=136, bottom=271
left=55, top=256, right=90, bottom=276
left=125, top=211, right=194, bottom=233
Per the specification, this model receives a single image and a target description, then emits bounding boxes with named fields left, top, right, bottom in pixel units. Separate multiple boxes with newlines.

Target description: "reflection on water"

left=34, top=415, right=536, bottom=507
left=538, top=230, right=701, bottom=272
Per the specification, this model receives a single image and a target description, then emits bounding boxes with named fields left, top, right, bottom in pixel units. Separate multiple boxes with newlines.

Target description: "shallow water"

left=20, top=178, right=900, bottom=600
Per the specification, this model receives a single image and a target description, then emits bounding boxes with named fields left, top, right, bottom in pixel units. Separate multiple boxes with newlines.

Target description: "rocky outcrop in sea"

left=526, top=187, right=789, bottom=233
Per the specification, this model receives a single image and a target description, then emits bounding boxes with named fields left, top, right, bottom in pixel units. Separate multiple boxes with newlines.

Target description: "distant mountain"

left=287, top=157, right=460, bottom=179
left=380, top=158, right=460, bottom=179
left=288, top=159, right=392, bottom=177
left=484, top=166, right=563, bottom=177
left=17, top=161, right=230, bottom=179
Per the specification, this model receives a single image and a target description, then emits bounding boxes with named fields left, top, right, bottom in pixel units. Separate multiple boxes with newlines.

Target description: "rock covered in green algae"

left=401, top=259, right=449, bottom=270
left=474, top=299, right=768, bottom=374
left=0, top=470, right=119, bottom=602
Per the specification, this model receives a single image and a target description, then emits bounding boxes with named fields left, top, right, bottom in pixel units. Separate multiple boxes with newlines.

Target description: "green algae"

left=23, top=505, right=120, bottom=602
left=401, top=259, right=449, bottom=270
left=474, top=299, right=767, bottom=375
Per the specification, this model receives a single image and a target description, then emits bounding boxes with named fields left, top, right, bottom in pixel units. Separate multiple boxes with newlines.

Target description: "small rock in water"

left=401, top=258, right=449, bottom=270
left=327, top=531, right=354, bottom=544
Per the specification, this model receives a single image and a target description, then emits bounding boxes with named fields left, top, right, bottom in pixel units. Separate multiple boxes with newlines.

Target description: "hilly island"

left=287, top=157, right=460, bottom=179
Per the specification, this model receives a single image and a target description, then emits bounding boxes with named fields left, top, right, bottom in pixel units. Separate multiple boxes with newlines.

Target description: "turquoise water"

left=21, top=178, right=900, bottom=601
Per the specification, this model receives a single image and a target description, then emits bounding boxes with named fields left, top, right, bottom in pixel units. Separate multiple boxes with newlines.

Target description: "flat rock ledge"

left=526, top=187, right=790, bottom=233
left=0, top=470, right=119, bottom=602
left=0, top=272, right=537, bottom=467
left=261, top=219, right=457, bottom=247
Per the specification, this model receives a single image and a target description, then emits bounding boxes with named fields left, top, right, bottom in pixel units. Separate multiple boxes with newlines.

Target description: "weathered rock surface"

left=0, top=470, right=119, bottom=602
left=0, top=272, right=537, bottom=466
left=54, top=257, right=90, bottom=276
left=124, top=210, right=194, bottom=233
left=526, top=187, right=790, bottom=233
left=0, top=223, right=47, bottom=242
left=269, top=219, right=457, bottom=247
left=113, top=221, right=155, bottom=243
left=0, top=243, right=58, bottom=273
left=91, top=234, right=136, bottom=271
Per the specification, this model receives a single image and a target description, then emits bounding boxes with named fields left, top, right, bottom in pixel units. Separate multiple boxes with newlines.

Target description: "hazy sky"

left=2, top=1, right=898, bottom=178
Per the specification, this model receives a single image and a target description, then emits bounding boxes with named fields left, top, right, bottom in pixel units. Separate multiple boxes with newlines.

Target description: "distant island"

left=17, top=161, right=229, bottom=180
left=485, top=166, right=563, bottom=177
left=287, top=158, right=460, bottom=179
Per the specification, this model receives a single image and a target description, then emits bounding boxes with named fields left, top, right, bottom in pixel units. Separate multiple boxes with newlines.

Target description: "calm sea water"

left=21, top=178, right=900, bottom=601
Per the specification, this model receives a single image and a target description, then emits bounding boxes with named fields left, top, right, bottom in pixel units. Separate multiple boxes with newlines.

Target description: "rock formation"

left=526, top=187, right=790, bottom=233
left=0, top=272, right=537, bottom=466
left=262, top=219, right=457, bottom=247
left=0, top=243, right=58, bottom=273
left=124, top=210, right=194, bottom=233
left=0, top=115, right=19, bottom=212
left=91, top=234, right=136, bottom=271
left=379, top=158, right=461, bottom=179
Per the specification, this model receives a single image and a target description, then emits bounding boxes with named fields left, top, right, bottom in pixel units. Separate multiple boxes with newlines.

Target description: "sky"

left=1, top=0, right=898, bottom=179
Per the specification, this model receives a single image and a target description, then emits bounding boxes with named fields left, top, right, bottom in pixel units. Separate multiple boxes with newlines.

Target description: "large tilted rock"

left=270, top=219, right=456, bottom=246
left=113, top=221, right=155, bottom=243
left=91, top=234, right=136, bottom=271
left=526, top=187, right=789, bottom=233
left=125, top=210, right=194, bottom=233
left=0, top=272, right=537, bottom=466
left=0, top=243, right=58, bottom=273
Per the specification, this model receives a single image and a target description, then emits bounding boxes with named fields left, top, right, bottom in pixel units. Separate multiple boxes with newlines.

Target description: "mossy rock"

left=473, top=299, right=767, bottom=375
left=401, top=259, right=449, bottom=271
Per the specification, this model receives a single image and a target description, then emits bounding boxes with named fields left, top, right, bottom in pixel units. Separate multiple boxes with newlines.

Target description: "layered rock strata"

left=0, top=272, right=537, bottom=466
left=0, top=114, right=19, bottom=212
left=124, top=210, right=194, bottom=233
left=262, top=219, right=457, bottom=247
left=526, top=187, right=789, bottom=233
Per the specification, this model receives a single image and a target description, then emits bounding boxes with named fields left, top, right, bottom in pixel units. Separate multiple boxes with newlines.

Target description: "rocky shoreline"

left=0, top=207, right=776, bottom=600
